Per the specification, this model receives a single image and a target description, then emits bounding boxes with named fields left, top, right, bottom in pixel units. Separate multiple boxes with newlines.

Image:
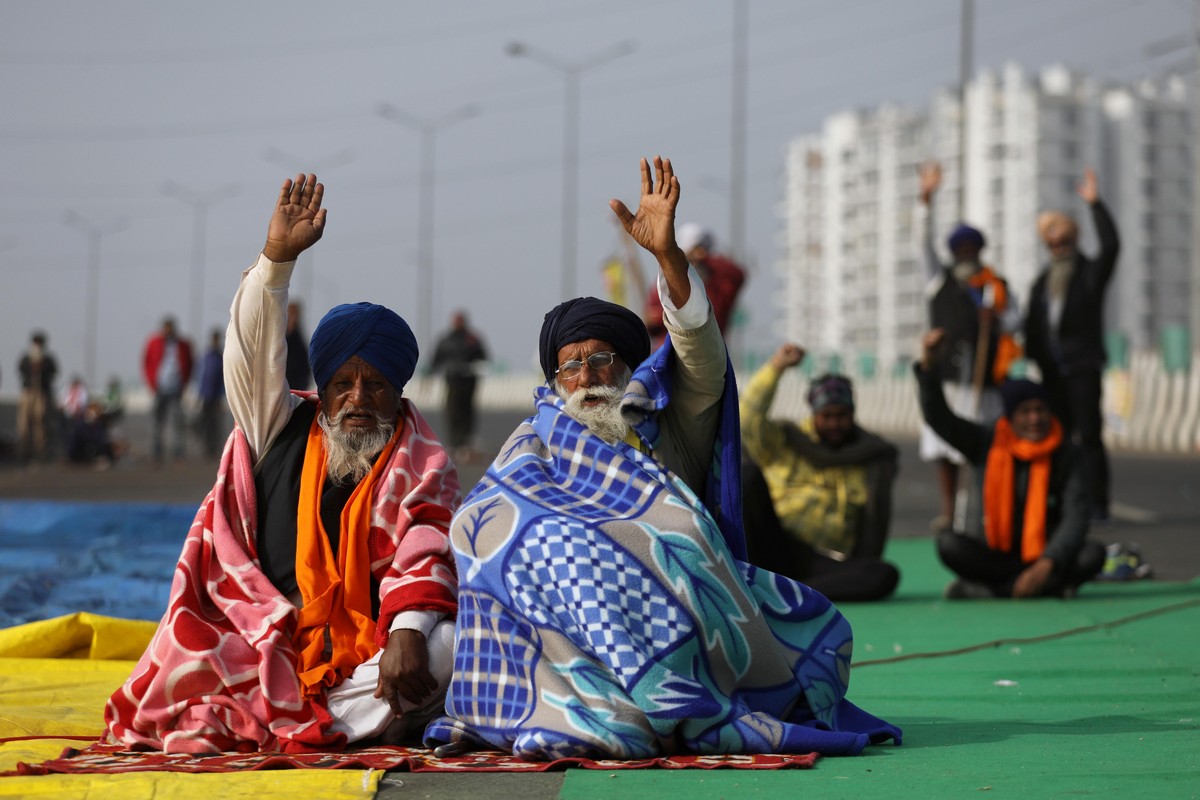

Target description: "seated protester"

left=914, top=328, right=1104, bottom=599
left=105, top=174, right=460, bottom=753
left=66, top=400, right=120, bottom=467
left=425, top=157, right=900, bottom=760
left=740, top=343, right=899, bottom=602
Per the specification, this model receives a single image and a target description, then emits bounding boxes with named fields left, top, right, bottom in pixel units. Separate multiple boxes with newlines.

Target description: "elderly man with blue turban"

left=105, top=174, right=460, bottom=754
left=427, top=157, right=899, bottom=762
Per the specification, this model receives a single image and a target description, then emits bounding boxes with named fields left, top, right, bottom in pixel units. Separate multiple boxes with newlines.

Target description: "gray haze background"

left=0, top=0, right=1191, bottom=393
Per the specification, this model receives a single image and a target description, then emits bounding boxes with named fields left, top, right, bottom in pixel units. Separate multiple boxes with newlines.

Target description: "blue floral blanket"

left=425, top=350, right=901, bottom=759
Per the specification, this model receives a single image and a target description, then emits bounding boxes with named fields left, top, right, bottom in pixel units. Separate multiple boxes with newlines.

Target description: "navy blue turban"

left=308, top=302, right=419, bottom=394
left=807, top=373, right=855, bottom=411
left=1000, top=379, right=1048, bottom=418
left=947, top=224, right=985, bottom=253
left=539, top=297, right=650, bottom=384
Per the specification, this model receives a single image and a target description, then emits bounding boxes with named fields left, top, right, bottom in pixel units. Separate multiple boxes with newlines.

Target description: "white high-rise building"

left=776, top=63, right=1193, bottom=364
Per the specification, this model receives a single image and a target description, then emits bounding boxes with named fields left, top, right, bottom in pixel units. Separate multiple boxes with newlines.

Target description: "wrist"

left=262, top=242, right=300, bottom=264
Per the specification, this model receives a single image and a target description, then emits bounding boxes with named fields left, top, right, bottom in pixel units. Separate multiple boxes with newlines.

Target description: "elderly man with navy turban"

left=916, top=161, right=1022, bottom=533
left=105, top=175, right=460, bottom=754
left=427, top=157, right=900, bottom=762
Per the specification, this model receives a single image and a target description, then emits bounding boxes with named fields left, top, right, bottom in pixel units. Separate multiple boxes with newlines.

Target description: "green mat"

left=559, top=538, right=1200, bottom=799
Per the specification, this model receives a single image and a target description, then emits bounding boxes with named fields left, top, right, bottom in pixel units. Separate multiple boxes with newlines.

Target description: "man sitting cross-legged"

left=425, top=156, right=900, bottom=760
left=105, top=174, right=460, bottom=753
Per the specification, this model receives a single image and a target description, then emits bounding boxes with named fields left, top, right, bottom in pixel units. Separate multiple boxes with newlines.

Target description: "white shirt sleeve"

left=388, top=610, right=444, bottom=638
left=657, top=266, right=709, bottom=331
left=224, top=253, right=303, bottom=463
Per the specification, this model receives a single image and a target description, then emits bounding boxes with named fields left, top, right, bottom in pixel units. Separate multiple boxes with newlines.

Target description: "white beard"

left=555, top=368, right=632, bottom=444
left=317, top=406, right=396, bottom=485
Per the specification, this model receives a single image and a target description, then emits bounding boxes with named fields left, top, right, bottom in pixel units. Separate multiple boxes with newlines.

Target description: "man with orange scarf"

left=106, top=174, right=459, bottom=753
left=914, top=329, right=1104, bottom=600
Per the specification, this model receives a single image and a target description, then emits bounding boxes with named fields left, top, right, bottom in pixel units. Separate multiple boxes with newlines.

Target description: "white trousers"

left=325, top=619, right=455, bottom=743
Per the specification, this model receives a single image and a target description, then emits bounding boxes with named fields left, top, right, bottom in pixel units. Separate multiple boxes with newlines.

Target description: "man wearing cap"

left=106, top=174, right=460, bottom=753
left=1025, top=168, right=1119, bottom=522
left=643, top=220, right=745, bottom=349
left=915, top=329, right=1104, bottom=599
left=740, top=343, right=900, bottom=602
left=917, top=163, right=1021, bottom=531
left=427, top=157, right=900, bottom=761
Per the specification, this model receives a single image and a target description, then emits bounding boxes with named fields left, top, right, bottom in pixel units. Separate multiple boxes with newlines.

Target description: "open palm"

left=610, top=156, right=679, bottom=257
left=264, top=174, right=327, bottom=263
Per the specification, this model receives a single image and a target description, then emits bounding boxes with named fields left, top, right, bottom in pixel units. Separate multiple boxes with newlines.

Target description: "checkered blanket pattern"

left=425, top=350, right=901, bottom=760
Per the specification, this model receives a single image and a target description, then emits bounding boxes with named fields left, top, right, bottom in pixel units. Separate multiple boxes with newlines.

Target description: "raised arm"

left=917, top=162, right=944, bottom=280
left=225, top=175, right=328, bottom=461
left=914, top=329, right=989, bottom=464
left=740, top=343, right=805, bottom=465
left=1079, top=169, right=1119, bottom=285
left=610, top=156, right=690, bottom=308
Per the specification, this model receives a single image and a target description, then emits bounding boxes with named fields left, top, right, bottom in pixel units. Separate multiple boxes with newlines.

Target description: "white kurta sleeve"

left=224, top=253, right=304, bottom=463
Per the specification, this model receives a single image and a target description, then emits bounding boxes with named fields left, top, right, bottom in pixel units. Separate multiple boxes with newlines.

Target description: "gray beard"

left=951, top=260, right=980, bottom=284
left=317, top=406, right=396, bottom=486
left=555, top=368, right=632, bottom=444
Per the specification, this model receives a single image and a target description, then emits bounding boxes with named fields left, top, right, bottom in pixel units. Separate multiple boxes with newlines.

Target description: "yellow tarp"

left=0, top=614, right=380, bottom=799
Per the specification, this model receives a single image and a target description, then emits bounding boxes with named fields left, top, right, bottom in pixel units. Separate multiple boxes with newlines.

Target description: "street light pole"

left=958, top=0, right=975, bottom=220
left=63, top=211, right=128, bottom=386
left=376, top=102, right=478, bottom=350
left=262, top=147, right=355, bottom=314
left=730, top=0, right=749, bottom=259
left=161, top=181, right=239, bottom=343
left=507, top=39, right=636, bottom=301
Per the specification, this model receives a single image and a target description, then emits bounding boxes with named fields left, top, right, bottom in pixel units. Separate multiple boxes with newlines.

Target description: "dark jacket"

left=915, top=364, right=1090, bottom=566
left=1024, top=200, right=1119, bottom=378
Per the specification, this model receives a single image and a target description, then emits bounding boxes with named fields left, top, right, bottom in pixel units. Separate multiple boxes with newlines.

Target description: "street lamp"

left=506, top=39, right=636, bottom=301
left=261, top=147, right=355, bottom=313
left=376, top=102, right=479, bottom=349
left=62, top=211, right=128, bottom=386
left=161, top=181, right=239, bottom=343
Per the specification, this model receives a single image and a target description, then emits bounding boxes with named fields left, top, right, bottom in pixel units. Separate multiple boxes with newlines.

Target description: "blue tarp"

left=0, top=500, right=193, bottom=627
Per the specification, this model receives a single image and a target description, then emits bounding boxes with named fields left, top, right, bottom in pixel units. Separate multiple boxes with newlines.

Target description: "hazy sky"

left=1, top=0, right=1192, bottom=392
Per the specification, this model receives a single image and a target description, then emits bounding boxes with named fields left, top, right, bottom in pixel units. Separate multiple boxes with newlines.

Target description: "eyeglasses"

left=555, top=351, right=617, bottom=379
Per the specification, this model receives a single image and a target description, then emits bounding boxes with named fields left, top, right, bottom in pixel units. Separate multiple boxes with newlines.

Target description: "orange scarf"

left=982, top=416, right=1063, bottom=563
left=293, top=411, right=401, bottom=698
left=967, top=266, right=1023, bottom=383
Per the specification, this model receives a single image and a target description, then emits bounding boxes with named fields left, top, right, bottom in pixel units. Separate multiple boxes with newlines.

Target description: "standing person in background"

left=285, top=301, right=313, bottom=390
left=430, top=310, right=488, bottom=463
left=740, top=343, right=900, bottom=602
left=196, top=329, right=227, bottom=458
left=916, top=162, right=1021, bottom=531
left=643, top=222, right=745, bottom=349
left=16, top=331, right=58, bottom=464
left=1024, top=168, right=1119, bottom=522
left=142, top=316, right=194, bottom=462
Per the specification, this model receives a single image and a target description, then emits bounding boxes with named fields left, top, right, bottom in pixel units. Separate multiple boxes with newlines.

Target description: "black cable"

left=853, top=595, right=1200, bottom=667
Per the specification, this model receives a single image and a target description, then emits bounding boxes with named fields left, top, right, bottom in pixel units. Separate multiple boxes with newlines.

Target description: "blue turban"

left=947, top=224, right=985, bottom=253
left=308, top=302, right=419, bottom=394
left=539, top=297, right=650, bottom=384
left=1000, top=379, right=1048, bottom=419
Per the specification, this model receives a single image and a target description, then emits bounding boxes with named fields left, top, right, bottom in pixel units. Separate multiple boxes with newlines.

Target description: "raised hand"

left=771, top=343, right=806, bottom=371
left=920, top=328, right=947, bottom=372
left=263, top=174, right=327, bottom=263
left=918, top=162, right=942, bottom=205
left=1077, top=168, right=1098, bottom=205
left=609, top=156, right=681, bottom=259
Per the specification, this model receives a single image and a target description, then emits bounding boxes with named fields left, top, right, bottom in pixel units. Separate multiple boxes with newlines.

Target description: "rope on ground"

left=853, top=596, right=1200, bottom=668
